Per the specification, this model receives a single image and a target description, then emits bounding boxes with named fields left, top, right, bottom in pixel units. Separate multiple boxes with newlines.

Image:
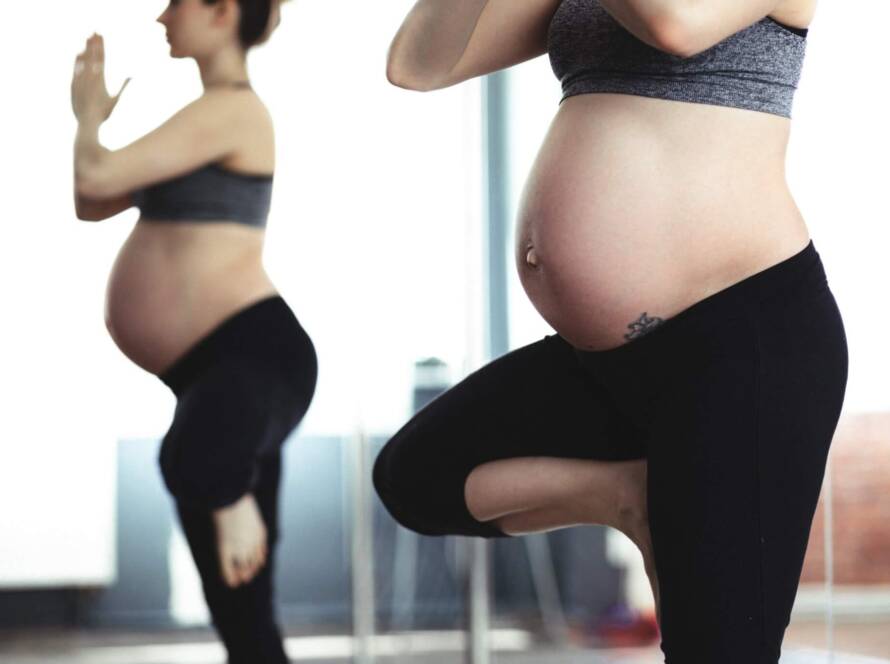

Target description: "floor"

left=785, top=619, right=890, bottom=661
left=0, top=621, right=888, bottom=664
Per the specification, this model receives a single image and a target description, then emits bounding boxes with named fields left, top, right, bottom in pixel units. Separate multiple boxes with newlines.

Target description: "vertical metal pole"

left=467, top=538, right=492, bottom=664
left=465, top=69, right=510, bottom=664
left=351, top=427, right=376, bottom=664
left=482, top=74, right=511, bottom=362
left=391, top=529, right=418, bottom=631
left=525, top=534, right=570, bottom=645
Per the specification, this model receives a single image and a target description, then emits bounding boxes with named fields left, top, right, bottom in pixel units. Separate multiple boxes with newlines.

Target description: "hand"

left=71, top=33, right=131, bottom=124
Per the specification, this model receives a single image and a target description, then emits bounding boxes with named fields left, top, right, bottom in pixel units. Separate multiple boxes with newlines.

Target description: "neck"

left=196, top=46, right=250, bottom=89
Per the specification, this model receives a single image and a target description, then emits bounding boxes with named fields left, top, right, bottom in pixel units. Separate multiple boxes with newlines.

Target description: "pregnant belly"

left=516, top=96, right=810, bottom=352
left=104, top=224, right=277, bottom=375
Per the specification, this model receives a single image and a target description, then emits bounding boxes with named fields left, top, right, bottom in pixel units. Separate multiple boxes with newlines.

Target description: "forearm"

left=388, top=0, right=490, bottom=86
left=73, top=117, right=109, bottom=185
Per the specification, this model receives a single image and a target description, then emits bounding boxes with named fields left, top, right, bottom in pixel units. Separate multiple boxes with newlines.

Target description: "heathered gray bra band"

left=548, top=0, right=808, bottom=118
left=132, top=162, right=273, bottom=229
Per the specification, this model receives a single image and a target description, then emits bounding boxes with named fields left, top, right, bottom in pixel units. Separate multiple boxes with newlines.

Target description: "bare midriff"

left=104, top=220, right=278, bottom=376
left=516, top=92, right=811, bottom=351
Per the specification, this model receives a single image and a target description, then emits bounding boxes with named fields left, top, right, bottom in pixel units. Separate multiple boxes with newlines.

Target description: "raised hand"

left=71, top=33, right=130, bottom=123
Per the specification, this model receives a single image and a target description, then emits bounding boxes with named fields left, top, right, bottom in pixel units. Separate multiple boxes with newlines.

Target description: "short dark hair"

left=203, top=0, right=273, bottom=49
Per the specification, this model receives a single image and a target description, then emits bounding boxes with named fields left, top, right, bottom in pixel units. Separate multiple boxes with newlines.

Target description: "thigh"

left=373, top=334, right=646, bottom=537
left=161, top=355, right=306, bottom=509
left=754, top=286, right=847, bottom=656
left=646, top=292, right=847, bottom=661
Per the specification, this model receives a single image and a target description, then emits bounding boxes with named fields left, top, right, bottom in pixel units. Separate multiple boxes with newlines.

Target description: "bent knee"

left=372, top=438, right=445, bottom=536
left=371, top=441, right=407, bottom=516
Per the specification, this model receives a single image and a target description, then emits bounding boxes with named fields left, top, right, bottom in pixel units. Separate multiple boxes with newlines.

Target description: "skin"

left=72, top=0, right=286, bottom=589
left=390, top=0, right=818, bottom=626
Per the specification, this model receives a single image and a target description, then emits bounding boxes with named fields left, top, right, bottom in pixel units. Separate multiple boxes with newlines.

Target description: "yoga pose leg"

left=176, top=451, right=289, bottom=664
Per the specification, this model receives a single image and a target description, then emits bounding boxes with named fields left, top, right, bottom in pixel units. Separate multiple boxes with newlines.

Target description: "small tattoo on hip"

left=624, top=311, right=664, bottom=341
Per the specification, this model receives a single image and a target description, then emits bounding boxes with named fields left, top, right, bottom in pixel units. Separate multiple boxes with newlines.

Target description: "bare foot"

left=212, top=492, right=268, bottom=588
left=613, top=460, right=662, bottom=629
left=624, top=516, right=662, bottom=630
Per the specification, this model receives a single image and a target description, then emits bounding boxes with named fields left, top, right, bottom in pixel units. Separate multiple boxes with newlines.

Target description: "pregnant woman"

left=71, top=1, right=315, bottom=662
left=373, top=0, right=848, bottom=660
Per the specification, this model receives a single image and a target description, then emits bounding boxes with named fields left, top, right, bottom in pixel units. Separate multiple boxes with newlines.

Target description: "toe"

left=220, top=554, right=239, bottom=588
left=237, top=556, right=254, bottom=584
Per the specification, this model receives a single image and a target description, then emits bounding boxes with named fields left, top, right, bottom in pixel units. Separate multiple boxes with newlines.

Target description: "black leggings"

left=373, top=239, right=848, bottom=663
left=158, top=295, right=317, bottom=664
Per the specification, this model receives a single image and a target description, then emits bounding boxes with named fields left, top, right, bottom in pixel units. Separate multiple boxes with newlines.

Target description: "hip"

left=571, top=237, right=848, bottom=429
left=157, top=294, right=318, bottom=401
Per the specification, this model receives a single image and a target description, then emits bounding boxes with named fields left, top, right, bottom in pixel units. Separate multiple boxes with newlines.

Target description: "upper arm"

left=398, top=0, right=565, bottom=92
left=668, top=0, right=787, bottom=58
left=75, top=91, right=248, bottom=199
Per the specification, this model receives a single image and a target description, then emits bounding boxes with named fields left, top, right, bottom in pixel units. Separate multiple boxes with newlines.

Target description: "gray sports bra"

left=131, top=162, right=273, bottom=229
left=131, top=80, right=273, bottom=229
left=548, top=0, right=809, bottom=118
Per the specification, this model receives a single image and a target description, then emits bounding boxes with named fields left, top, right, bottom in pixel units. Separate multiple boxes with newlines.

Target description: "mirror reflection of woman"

left=71, top=1, right=314, bottom=661
left=373, top=0, right=848, bottom=658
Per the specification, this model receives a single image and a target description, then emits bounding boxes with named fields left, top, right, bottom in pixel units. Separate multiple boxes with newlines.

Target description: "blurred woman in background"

left=71, top=1, right=314, bottom=661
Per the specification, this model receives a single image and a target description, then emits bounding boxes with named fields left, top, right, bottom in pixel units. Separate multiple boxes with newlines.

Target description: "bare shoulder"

left=201, top=88, right=275, bottom=172
left=770, top=0, right=818, bottom=30
left=198, top=88, right=273, bottom=129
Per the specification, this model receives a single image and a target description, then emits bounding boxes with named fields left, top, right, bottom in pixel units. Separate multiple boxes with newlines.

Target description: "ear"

left=226, top=0, right=243, bottom=24
left=209, top=0, right=239, bottom=30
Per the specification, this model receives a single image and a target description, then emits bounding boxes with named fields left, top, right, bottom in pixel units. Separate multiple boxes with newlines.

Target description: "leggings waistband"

left=159, top=295, right=312, bottom=396
left=575, top=238, right=825, bottom=367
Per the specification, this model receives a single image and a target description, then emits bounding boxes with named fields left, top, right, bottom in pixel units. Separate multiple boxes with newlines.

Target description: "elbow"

left=74, top=200, right=101, bottom=222
left=73, top=193, right=104, bottom=222
left=385, top=57, right=410, bottom=89
left=386, top=59, right=428, bottom=91
left=649, top=9, right=699, bottom=59
left=385, top=45, right=439, bottom=91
